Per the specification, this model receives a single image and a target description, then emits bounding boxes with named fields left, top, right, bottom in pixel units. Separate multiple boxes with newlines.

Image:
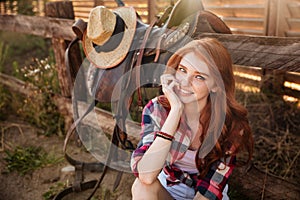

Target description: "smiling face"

left=174, top=52, right=216, bottom=106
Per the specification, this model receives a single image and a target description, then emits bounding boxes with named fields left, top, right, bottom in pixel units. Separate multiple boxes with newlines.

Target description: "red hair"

left=158, top=38, right=254, bottom=176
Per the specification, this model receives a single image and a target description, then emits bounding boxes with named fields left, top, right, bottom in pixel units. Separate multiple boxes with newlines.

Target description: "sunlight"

left=284, top=81, right=300, bottom=91
left=233, top=71, right=261, bottom=81
left=235, top=83, right=260, bottom=93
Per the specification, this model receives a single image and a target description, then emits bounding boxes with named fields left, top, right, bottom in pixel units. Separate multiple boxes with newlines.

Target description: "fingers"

left=160, top=74, right=171, bottom=86
left=161, top=75, right=181, bottom=104
left=161, top=74, right=178, bottom=87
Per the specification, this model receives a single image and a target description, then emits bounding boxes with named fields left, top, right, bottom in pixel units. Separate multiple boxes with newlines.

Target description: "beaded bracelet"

left=155, top=131, right=174, bottom=141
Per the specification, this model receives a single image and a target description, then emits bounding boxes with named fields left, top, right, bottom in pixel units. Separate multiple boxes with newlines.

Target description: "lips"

left=178, top=88, right=193, bottom=95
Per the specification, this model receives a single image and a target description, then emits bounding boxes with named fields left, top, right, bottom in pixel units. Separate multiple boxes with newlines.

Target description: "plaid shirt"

left=131, top=97, right=236, bottom=200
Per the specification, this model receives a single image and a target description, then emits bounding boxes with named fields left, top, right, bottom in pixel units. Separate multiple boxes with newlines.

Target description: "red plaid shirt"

left=131, top=97, right=236, bottom=200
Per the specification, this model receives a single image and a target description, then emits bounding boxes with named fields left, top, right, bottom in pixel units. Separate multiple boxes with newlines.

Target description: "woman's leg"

left=131, top=178, right=174, bottom=200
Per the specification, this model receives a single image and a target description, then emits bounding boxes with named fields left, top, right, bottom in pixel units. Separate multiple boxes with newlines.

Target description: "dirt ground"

left=0, top=117, right=135, bottom=200
left=1, top=117, right=299, bottom=200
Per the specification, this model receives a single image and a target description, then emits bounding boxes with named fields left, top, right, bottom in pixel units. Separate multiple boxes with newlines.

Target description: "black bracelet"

left=156, top=132, right=173, bottom=141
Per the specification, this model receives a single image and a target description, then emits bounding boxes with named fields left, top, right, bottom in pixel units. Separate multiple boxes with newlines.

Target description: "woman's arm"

left=137, top=107, right=182, bottom=184
left=136, top=74, right=183, bottom=184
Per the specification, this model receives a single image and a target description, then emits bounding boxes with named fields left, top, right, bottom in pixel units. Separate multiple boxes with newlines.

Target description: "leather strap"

left=65, top=36, right=79, bottom=93
left=86, top=49, right=139, bottom=197
left=156, top=5, right=173, bottom=27
left=53, top=180, right=98, bottom=200
left=72, top=19, right=87, bottom=40
left=135, top=17, right=159, bottom=108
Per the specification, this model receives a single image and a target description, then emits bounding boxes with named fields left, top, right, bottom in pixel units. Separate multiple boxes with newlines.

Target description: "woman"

left=131, top=38, right=253, bottom=200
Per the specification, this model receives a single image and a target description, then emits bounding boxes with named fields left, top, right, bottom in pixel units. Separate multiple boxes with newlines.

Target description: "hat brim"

left=83, top=6, right=137, bottom=69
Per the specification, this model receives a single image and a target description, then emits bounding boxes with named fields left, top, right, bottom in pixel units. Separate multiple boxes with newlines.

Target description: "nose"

left=180, top=74, right=191, bottom=87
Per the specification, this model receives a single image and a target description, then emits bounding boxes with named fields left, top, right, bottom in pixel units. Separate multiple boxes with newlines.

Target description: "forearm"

left=136, top=137, right=172, bottom=184
left=193, top=192, right=209, bottom=200
left=137, top=108, right=182, bottom=184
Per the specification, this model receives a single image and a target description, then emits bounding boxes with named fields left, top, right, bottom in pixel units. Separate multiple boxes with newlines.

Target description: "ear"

left=211, top=86, right=219, bottom=93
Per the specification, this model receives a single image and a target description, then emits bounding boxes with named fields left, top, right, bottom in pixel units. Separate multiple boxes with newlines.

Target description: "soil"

left=0, top=117, right=135, bottom=200
left=1, top=116, right=299, bottom=200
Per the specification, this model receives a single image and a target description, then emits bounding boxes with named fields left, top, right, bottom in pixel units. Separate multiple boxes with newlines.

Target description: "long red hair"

left=158, top=38, right=253, bottom=176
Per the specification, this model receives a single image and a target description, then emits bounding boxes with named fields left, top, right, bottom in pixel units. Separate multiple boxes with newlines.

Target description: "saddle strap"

left=63, top=101, right=95, bottom=153
left=72, top=19, right=87, bottom=40
left=156, top=5, right=173, bottom=27
left=135, top=17, right=159, bottom=108
left=53, top=180, right=98, bottom=200
left=64, top=36, right=79, bottom=93
left=86, top=122, right=126, bottom=199
left=65, top=43, right=106, bottom=192
left=62, top=34, right=137, bottom=199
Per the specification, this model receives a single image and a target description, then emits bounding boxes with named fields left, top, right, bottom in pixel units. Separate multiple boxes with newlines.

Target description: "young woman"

left=131, top=38, right=254, bottom=200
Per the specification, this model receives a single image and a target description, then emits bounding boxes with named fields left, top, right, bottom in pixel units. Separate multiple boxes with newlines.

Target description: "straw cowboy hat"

left=83, top=6, right=137, bottom=69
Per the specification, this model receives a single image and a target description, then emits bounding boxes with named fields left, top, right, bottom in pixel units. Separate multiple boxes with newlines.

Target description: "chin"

left=178, top=95, right=197, bottom=105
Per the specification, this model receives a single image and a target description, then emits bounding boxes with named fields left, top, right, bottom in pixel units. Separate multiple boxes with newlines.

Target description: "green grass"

left=0, top=30, right=51, bottom=75
left=4, top=146, right=63, bottom=175
left=0, top=41, right=9, bottom=71
left=42, top=181, right=69, bottom=200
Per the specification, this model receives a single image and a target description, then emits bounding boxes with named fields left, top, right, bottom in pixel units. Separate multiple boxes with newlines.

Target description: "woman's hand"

left=160, top=74, right=183, bottom=113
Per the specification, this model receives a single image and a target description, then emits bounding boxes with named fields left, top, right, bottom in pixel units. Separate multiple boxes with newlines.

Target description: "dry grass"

left=236, top=90, right=300, bottom=185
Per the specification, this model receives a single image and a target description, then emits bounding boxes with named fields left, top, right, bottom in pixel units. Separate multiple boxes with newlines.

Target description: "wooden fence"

left=0, top=2, right=299, bottom=198
left=203, top=0, right=300, bottom=37
left=1, top=0, right=300, bottom=37
left=0, top=2, right=299, bottom=101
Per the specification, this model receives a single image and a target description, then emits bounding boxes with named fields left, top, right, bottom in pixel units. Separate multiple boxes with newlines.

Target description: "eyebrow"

left=178, top=64, right=209, bottom=77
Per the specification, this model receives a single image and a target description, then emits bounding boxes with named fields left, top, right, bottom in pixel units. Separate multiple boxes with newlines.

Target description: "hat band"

left=93, top=13, right=125, bottom=53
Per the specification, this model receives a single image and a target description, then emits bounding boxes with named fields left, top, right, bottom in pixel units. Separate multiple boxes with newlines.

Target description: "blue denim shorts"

left=158, top=170, right=229, bottom=200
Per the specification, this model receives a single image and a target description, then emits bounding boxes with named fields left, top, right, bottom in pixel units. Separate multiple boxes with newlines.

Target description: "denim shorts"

left=158, top=170, right=229, bottom=200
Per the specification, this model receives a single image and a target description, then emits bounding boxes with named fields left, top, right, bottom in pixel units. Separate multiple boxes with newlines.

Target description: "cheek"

left=192, top=81, right=209, bottom=93
left=205, top=79, right=216, bottom=90
left=175, top=72, right=183, bottom=80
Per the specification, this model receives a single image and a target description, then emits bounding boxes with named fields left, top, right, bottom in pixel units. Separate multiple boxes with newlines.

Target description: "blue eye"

left=178, top=67, right=186, bottom=73
left=195, top=75, right=205, bottom=80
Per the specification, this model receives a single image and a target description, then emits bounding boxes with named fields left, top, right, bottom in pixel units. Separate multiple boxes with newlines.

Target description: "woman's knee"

left=132, top=178, right=173, bottom=200
left=132, top=178, right=153, bottom=196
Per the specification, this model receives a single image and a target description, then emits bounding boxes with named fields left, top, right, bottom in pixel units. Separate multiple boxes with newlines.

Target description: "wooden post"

left=276, top=0, right=291, bottom=37
left=94, top=0, right=104, bottom=6
left=265, top=0, right=278, bottom=36
left=148, top=0, right=157, bottom=23
left=260, top=69, right=285, bottom=98
left=45, top=1, right=82, bottom=98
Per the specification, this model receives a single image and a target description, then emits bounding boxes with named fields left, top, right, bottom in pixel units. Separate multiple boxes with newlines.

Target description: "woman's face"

left=174, top=52, right=216, bottom=105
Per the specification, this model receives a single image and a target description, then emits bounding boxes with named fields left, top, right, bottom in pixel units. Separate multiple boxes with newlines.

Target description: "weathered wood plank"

left=233, top=65, right=262, bottom=76
left=286, top=72, right=300, bottom=85
left=0, top=14, right=300, bottom=72
left=52, top=95, right=141, bottom=146
left=0, top=72, right=38, bottom=96
left=0, top=14, right=75, bottom=40
left=198, top=33, right=300, bottom=72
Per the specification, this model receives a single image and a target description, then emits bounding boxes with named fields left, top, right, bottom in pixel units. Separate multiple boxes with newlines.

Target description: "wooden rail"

left=198, top=33, right=300, bottom=71
left=1, top=0, right=300, bottom=36
left=1, top=14, right=299, bottom=70
left=1, top=13, right=299, bottom=99
left=0, top=14, right=75, bottom=40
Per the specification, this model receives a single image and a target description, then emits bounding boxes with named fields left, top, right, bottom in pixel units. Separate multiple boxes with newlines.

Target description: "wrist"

left=155, top=131, right=174, bottom=141
left=169, top=106, right=183, bottom=116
